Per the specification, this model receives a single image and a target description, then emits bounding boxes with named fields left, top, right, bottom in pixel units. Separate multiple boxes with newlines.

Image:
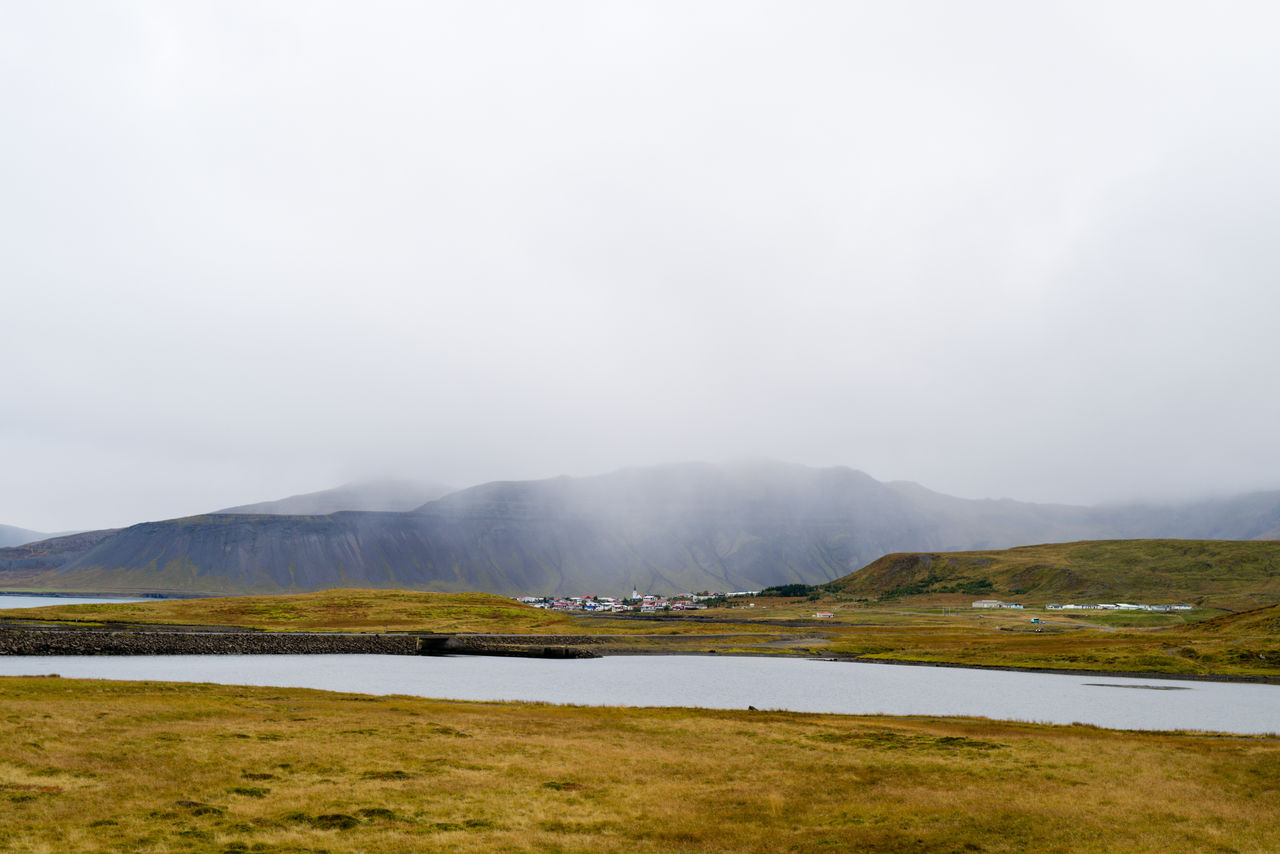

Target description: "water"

left=0, top=594, right=150, bottom=609
left=0, top=653, right=1275, bottom=734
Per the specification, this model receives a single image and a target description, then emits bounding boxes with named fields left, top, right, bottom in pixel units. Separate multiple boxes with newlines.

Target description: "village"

left=972, top=599, right=1195, bottom=611
left=517, top=593, right=1200, bottom=616
left=515, top=590, right=759, bottom=613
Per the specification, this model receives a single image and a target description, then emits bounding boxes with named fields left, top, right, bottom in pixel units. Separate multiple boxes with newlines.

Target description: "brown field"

left=1, top=676, right=1278, bottom=853
left=0, top=590, right=776, bottom=639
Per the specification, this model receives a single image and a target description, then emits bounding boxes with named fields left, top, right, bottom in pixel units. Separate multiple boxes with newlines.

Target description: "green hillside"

left=1186, top=603, right=1280, bottom=637
left=824, top=539, right=1280, bottom=610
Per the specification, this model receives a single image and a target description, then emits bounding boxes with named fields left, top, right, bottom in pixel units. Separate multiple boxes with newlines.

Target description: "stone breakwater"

left=421, top=634, right=601, bottom=659
left=0, top=628, right=600, bottom=659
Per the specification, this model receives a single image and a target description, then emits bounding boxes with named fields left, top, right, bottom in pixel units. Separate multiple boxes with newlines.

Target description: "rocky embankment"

left=419, top=634, right=600, bottom=658
left=0, top=628, right=600, bottom=658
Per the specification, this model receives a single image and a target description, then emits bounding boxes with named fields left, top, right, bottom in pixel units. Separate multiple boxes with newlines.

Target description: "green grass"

left=1, top=676, right=1277, bottom=853
left=823, top=539, right=1280, bottom=610
left=1059, top=611, right=1215, bottom=628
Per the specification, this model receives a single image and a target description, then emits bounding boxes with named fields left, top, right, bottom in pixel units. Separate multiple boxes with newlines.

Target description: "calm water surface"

left=0, top=654, right=1276, bottom=734
left=0, top=595, right=149, bottom=608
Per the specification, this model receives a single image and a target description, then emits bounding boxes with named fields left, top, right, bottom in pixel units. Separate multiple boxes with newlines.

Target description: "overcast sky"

left=3, top=1, right=1279, bottom=531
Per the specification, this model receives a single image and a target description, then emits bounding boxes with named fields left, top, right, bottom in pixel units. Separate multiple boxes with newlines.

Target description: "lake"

left=0, top=594, right=149, bottom=608
left=0, top=653, right=1275, bottom=734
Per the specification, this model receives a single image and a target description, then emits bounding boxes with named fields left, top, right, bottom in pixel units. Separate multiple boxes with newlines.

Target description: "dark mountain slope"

left=48, top=514, right=433, bottom=594
left=0, top=529, right=121, bottom=587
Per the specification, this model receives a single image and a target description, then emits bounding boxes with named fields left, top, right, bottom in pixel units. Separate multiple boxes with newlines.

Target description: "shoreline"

left=816, top=653, right=1280, bottom=685
left=0, top=626, right=598, bottom=659
left=0, top=590, right=208, bottom=600
left=1, top=623, right=1275, bottom=683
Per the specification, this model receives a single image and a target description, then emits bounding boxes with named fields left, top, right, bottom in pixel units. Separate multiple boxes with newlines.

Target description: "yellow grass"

left=0, top=590, right=567, bottom=633
left=0, top=590, right=778, bottom=639
left=0, top=676, right=1277, bottom=853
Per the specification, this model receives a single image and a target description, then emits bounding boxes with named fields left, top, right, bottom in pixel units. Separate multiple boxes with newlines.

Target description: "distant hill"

left=0, top=524, right=54, bottom=549
left=1099, top=491, right=1280, bottom=541
left=37, top=513, right=430, bottom=595
left=0, top=529, right=122, bottom=587
left=3, top=461, right=1280, bottom=597
left=215, top=478, right=456, bottom=515
left=881, top=482, right=1280, bottom=544
left=822, top=540, right=1280, bottom=610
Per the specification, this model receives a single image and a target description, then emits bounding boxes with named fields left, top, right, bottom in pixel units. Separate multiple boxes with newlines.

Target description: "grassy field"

left=699, top=600, right=1280, bottom=679
left=1, top=676, right=1277, bottom=853
left=0, top=590, right=774, bottom=638
left=0, top=590, right=570, bottom=634
left=824, top=539, right=1280, bottom=611
left=819, top=614, right=1280, bottom=678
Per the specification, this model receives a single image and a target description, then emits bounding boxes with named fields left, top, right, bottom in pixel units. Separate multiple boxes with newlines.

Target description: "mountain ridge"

left=3, top=461, right=1279, bottom=596
left=0, top=524, right=58, bottom=549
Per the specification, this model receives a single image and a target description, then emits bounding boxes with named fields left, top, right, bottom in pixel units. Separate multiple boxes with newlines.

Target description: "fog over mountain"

left=0, top=525, right=53, bottom=549
left=3, top=3, right=1279, bottom=532
left=216, top=479, right=456, bottom=516
left=4, top=462, right=1277, bottom=597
